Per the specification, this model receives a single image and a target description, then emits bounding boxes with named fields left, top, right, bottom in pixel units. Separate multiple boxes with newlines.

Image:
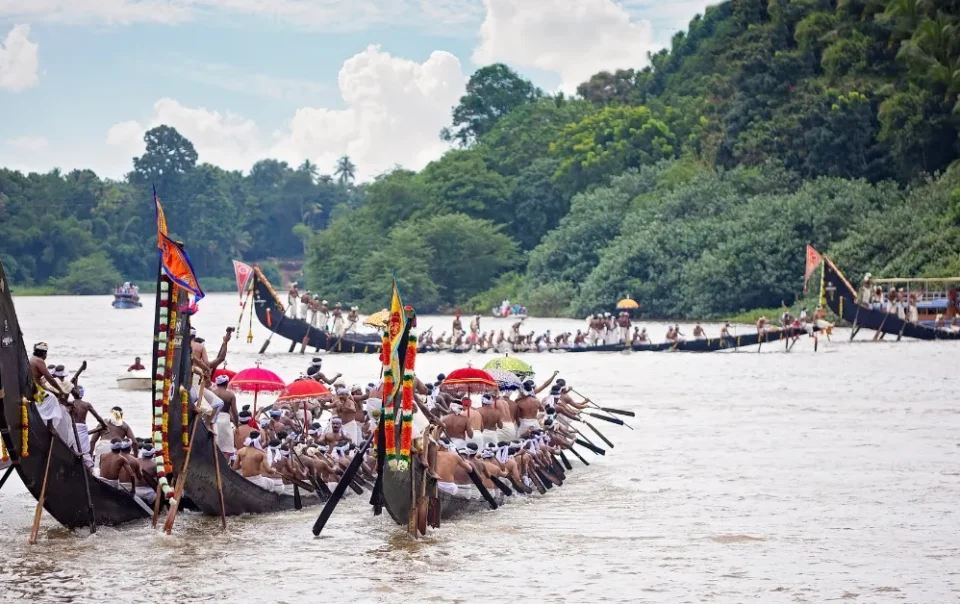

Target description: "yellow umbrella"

left=616, top=297, right=640, bottom=310
left=363, top=309, right=390, bottom=329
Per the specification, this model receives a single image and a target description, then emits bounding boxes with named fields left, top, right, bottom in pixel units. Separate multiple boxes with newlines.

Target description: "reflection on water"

left=0, top=293, right=958, bottom=603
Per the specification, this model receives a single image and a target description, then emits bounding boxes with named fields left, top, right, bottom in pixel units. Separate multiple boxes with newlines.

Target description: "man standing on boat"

left=616, top=312, right=631, bottom=344
left=858, top=273, right=872, bottom=306
left=332, top=303, right=345, bottom=337
left=345, top=306, right=360, bottom=334
left=469, top=313, right=481, bottom=344
left=452, top=313, right=464, bottom=340
left=318, top=300, right=330, bottom=331
left=211, top=374, right=238, bottom=456
left=28, top=343, right=78, bottom=452
left=70, top=385, right=106, bottom=469
left=300, top=290, right=312, bottom=320
left=287, top=282, right=299, bottom=318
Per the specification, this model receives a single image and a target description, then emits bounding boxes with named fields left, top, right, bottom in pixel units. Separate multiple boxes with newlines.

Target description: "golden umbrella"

left=616, top=297, right=640, bottom=310
left=363, top=309, right=390, bottom=329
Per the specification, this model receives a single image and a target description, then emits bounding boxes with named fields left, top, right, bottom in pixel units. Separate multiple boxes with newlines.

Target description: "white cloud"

left=0, top=24, right=39, bottom=92
left=106, top=45, right=466, bottom=181
left=0, top=0, right=191, bottom=25
left=170, top=60, right=328, bottom=104
left=0, top=0, right=484, bottom=30
left=473, top=0, right=656, bottom=92
left=5, top=135, right=48, bottom=150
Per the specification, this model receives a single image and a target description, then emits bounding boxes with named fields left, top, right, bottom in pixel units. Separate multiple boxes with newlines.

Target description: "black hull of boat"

left=823, top=258, right=960, bottom=341
left=381, top=457, right=495, bottom=527
left=0, top=257, right=150, bottom=529
left=164, top=307, right=322, bottom=516
left=251, top=270, right=381, bottom=354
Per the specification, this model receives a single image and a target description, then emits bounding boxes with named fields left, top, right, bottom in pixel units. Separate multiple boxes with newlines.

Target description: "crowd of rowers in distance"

left=418, top=309, right=829, bottom=353
left=286, top=283, right=361, bottom=337
left=198, top=347, right=601, bottom=499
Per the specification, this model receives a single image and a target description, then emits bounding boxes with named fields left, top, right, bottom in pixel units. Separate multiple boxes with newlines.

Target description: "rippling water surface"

left=0, top=293, right=957, bottom=603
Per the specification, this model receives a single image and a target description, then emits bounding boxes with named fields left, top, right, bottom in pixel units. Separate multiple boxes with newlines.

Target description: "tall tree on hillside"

left=441, top=63, right=543, bottom=146
left=335, top=156, right=356, bottom=186
left=131, top=125, right=198, bottom=184
left=298, top=159, right=318, bottom=182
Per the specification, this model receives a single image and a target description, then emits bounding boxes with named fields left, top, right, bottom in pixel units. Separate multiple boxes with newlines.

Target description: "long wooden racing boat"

left=163, top=304, right=323, bottom=516
left=251, top=268, right=381, bottom=354
left=426, top=325, right=814, bottom=354
left=0, top=256, right=151, bottom=528
left=823, top=257, right=960, bottom=340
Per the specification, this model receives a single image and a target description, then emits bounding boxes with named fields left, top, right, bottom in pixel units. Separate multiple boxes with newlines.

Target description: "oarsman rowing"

left=119, top=439, right=143, bottom=491
left=99, top=438, right=139, bottom=491
left=318, top=300, right=330, bottom=331
left=234, top=406, right=257, bottom=452
left=136, top=444, right=159, bottom=504
left=211, top=374, right=238, bottom=456
left=494, top=392, right=516, bottom=441
left=515, top=380, right=544, bottom=436
left=477, top=393, right=503, bottom=446
left=756, top=316, right=767, bottom=333
left=28, top=342, right=78, bottom=451
left=70, top=385, right=105, bottom=469
left=441, top=401, right=472, bottom=449
left=616, top=312, right=630, bottom=343
left=90, top=406, right=138, bottom=468
left=433, top=439, right=479, bottom=498
left=452, top=313, right=463, bottom=340
left=692, top=323, right=706, bottom=339
left=287, top=282, right=300, bottom=317
left=300, top=290, right=312, bottom=320
left=232, top=430, right=283, bottom=493
left=469, top=313, right=481, bottom=343
left=720, top=322, right=732, bottom=338
left=331, top=303, right=345, bottom=336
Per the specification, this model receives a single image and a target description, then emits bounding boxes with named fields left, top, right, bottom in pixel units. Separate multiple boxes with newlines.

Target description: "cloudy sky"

left=0, top=0, right=713, bottom=181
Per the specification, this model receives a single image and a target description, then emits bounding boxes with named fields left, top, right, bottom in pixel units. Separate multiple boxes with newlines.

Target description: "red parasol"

left=277, top=378, right=330, bottom=428
left=212, top=368, right=236, bottom=381
left=231, top=362, right=285, bottom=414
left=439, top=367, right=498, bottom=396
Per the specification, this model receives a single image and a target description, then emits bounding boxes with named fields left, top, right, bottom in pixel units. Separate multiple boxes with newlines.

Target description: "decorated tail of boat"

left=0, top=255, right=151, bottom=529
left=820, top=254, right=960, bottom=341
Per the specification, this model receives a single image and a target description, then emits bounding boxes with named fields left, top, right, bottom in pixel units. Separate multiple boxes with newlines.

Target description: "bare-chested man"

left=515, top=380, right=544, bottom=436
left=90, top=405, right=137, bottom=467
left=99, top=439, right=138, bottom=492
left=478, top=394, right=503, bottom=447
left=433, top=440, right=478, bottom=498
left=70, top=386, right=105, bottom=469
left=306, top=358, right=341, bottom=386
left=287, top=282, right=300, bottom=317
left=328, top=386, right=362, bottom=444
left=28, top=343, right=78, bottom=449
left=136, top=444, right=159, bottom=504
left=232, top=430, right=282, bottom=492
left=441, top=401, right=473, bottom=449
left=234, top=406, right=256, bottom=452
left=211, top=374, right=238, bottom=455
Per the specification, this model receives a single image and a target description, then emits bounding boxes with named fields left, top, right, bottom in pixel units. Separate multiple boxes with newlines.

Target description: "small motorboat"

left=112, top=292, right=142, bottom=309
left=116, top=369, right=151, bottom=391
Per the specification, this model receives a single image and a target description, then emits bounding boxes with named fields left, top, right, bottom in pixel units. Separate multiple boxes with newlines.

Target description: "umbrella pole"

left=253, top=390, right=259, bottom=415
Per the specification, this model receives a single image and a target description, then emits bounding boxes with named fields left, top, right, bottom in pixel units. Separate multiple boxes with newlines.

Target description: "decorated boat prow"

left=0, top=255, right=151, bottom=529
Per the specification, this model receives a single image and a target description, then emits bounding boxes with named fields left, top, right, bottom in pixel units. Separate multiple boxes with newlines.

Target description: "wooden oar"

left=29, top=425, right=57, bottom=544
left=0, top=464, right=15, bottom=492
left=291, top=447, right=330, bottom=499
left=293, top=483, right=302, bottom=510
left=164, top=387, right=205, bottom=534
left=601, top=407, right=636, bottom=417
left=535, top=467, right=554, bottom=489
left=557, top=450, right=573, bottom=471
left=259, top=315, right=287, bottom=354
left=575, top=438, right=605, bottom=455
left=312, top=429, right=375, bottom=536
left=490, top=475, right=513, bottom=496
left=582, top=419, right=614, bottom=449
left=571, top=388, right=633, bottom=430
left=567, top=445, right=590, bottom=466
left=466, top=467, right=498, bottom=509
left=873, top=311, right=890, bottom=341
left=585, top=411, right=624, bottom=426
left=69, top=417, right=97, bottom=534
left=210, top=435, right=227, bottom=529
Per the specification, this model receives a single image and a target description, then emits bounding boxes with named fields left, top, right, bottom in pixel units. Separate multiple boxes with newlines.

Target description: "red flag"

left=804, top=244, right=823, bottom=289
left=233, top=260, right=253, bottom=298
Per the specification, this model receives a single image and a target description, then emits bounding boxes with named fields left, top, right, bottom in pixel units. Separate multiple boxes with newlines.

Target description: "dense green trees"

left=4, top=0, right=960, bottom=313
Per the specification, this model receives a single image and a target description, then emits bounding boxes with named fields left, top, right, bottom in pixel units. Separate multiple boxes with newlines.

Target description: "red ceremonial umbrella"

left=212, top=368, right=236, bottom=381
left=277, top=378, right=330, bottom=427
left=439, top=367, right=498, bottom=396
left=230, top=362, right=285, bottom=414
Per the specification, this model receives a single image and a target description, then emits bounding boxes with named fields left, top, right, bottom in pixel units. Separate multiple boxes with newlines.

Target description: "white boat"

left=116, top=369, right=152, bottom=391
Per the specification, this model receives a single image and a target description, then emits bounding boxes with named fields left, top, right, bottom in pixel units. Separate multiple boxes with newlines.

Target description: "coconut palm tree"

left=334, top=156, right=356, bottom=186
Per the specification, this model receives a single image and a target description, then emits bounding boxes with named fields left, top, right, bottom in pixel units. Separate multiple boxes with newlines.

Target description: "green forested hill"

left=3, top=0, right=960, bottom=317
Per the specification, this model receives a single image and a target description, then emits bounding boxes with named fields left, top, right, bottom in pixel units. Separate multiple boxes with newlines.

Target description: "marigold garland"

left=152, top=278, right=176, bottom=498
left=395, top=333, right=418, bottom=471
left=181, top=388, right=189, bottom=448
left=20, top=397, right=29, bottom=457
left=1, top=431, right=9, bottom=462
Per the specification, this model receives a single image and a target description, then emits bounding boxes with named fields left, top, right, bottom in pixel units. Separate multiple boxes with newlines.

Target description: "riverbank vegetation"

left=2, top=0, right=960, bottom=315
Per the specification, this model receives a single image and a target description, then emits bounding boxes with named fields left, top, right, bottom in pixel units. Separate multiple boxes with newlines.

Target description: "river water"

left=0, top=293, right=957, bottom=603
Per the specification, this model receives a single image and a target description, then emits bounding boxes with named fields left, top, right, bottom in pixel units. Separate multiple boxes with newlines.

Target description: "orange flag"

left=154, top=187, right=205, bottom=300
left=804, top=244, right=823, bottom=290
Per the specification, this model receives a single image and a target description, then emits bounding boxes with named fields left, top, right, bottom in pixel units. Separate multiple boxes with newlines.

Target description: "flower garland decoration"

left=181, top=388, right=189, bottom=448
left=381, top=329, right=397, bottom=469
left=152, top=277, right=176, bottom=500
left=396, top=332, right=418, bottom=471
left=20, top=397, right=29, bottom=457
left=1, top=430, right=9, bottom=462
